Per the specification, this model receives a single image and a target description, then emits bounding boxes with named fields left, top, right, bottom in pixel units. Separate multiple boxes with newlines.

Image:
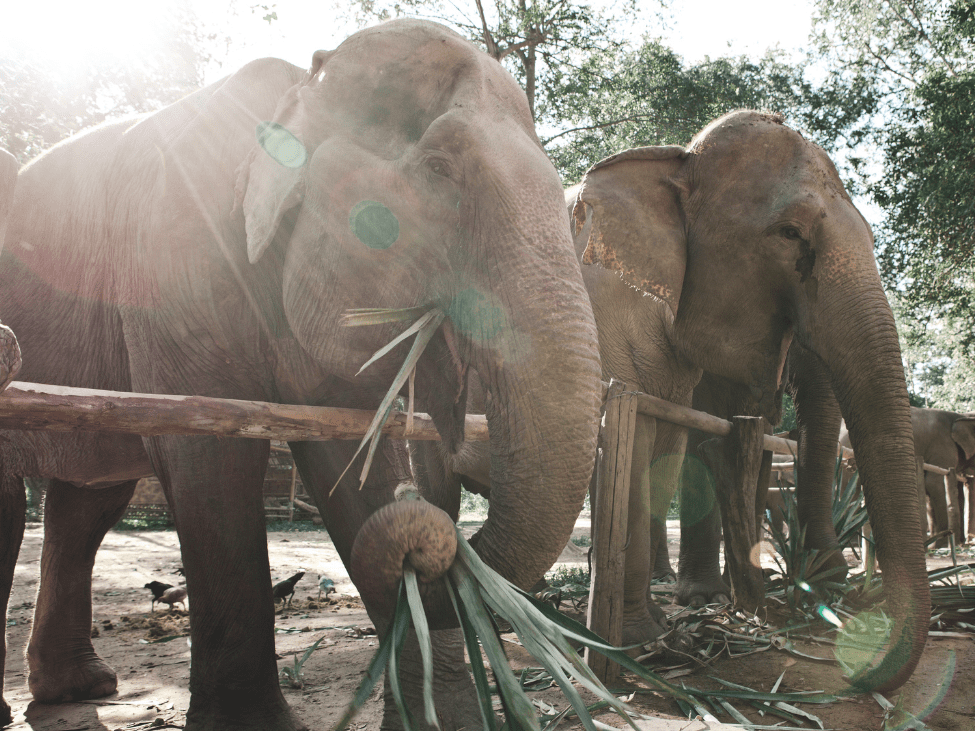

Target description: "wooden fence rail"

left=0, top=378, right=946, bottom=684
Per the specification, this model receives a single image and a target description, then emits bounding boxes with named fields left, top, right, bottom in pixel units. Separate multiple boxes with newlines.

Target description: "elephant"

left=0, top=150, right=21, bottom=392
left=417, top=110, right=929, bottom=693
left=0, top=20, right=602, bottom=731
left=842, top=407, right=975, bottom=548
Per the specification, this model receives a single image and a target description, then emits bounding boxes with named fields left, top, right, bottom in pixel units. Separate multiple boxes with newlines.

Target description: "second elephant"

left=417, top=110, right=929, bottom=693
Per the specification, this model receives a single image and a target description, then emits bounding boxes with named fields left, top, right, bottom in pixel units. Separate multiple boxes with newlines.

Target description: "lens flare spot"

left=817, top=605, right=843, bottom=628
left=834, top=610, right=894, bottom=678
left=797, top=580, right=813, bottom=593
left=256, top=122, right=307, bottom=168
left=676, top=455, right=716, bottom=527
left=447, top=289, right=507, bottom=341
left=349, top=201, right=400, bottom=250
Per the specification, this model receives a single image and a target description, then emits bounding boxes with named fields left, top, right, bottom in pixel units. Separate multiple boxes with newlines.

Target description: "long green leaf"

left=330, top=308, right=445, bottom=494
left=404, top=567, right=438, bottom=728
left=341, top=305, right=435, bottom=327
left=445, top=576, right=499, bottom=731
left=449, top=562, right=540, bottom=731
left=387, top=582, right=418, bottom=731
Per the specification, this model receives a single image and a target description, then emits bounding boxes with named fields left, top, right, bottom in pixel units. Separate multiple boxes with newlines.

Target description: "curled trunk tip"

left=351, top=499, right=457, bottom=619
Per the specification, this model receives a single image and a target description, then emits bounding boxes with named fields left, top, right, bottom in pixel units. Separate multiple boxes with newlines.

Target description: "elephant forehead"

left=322, top=27, right=530, bottom=146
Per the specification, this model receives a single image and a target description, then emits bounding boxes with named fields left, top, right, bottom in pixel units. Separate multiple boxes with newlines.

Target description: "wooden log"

left=293, top=498, right=321, bottom=516
left=0, top=381, right=489, bottom=442
left=586, top=380, right=640, bottom=683
left=712, top=416, right=768, bottom=616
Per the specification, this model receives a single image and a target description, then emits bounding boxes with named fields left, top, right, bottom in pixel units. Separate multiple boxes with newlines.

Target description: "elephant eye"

left=426, top=157, right=451, bottom=178
left=782, top=226, right=804, bottom=241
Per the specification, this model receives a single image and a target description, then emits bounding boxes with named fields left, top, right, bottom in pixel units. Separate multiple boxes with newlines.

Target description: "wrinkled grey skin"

left=419, top=111, right=929, bottom=693
left=842, top=407, right=975, bottom=548
left=0, top=21, right=601, bottom=731
left=0, top=151, right=21, bottom=394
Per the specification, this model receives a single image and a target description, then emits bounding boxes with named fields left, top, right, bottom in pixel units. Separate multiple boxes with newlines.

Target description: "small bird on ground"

left=318, top=575, right=336, bottom=601
left=145, top=581, right=187, bottom=612
left=272, top=571, right=305, bottom=607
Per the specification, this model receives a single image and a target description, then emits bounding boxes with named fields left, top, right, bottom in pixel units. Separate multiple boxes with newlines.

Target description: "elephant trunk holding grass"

left=0, top=20, right=601, bottom=731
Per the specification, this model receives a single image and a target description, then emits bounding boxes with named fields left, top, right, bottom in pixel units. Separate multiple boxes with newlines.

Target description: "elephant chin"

left=350, top=498, right=459, bottom=629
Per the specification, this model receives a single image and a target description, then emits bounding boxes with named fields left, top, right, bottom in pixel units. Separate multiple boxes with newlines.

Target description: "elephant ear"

left=952, top=416, right=975, bottom=462
left=0, top=149, right=17, bottom=249
left=237, top=50, right=333, bottom=264
left=572, top=145, right=688, bottom=315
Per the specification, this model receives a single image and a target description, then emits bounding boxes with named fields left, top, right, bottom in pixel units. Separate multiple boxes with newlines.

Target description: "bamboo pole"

left=0, top=381, right=489, bottom=442
left=586, top=381, right=640, bottom=683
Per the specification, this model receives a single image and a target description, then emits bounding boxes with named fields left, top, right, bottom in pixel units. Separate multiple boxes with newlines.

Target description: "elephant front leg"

left=27, top=479, right=135, bottom=704
left=622, top=415, right=684, bottom=646
left=380, top=628, right=486, bottom=731
left=150, top=436, right=304, bottom=731
left=0, top=473, right=26, bottom=725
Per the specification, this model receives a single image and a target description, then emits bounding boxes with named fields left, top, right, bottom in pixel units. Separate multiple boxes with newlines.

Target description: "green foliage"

left=546, top=42, right=811, bottom=181
left=810, top=0, right=975, bottom=337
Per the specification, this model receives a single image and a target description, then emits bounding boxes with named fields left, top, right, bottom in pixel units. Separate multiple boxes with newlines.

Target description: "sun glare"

left=3, top=0, right=173, bottom=71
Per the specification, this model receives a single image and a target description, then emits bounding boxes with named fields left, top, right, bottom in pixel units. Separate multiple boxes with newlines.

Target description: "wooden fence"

left=0, top=379, right=949, bottom=683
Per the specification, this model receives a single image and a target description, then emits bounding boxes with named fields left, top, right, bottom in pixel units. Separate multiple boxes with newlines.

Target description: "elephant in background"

left=0, top=20, right=601, bottom=731
left=842, top=407, right=975, bottom=548
left=0, top=150, right=21, bottom=392
left=418, top=110, right=929, bottom=692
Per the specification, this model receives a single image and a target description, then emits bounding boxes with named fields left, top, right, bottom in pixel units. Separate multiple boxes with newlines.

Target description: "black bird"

left=272, top=571, right=305, bottom=607
left=145, top=581, right=174, bottom=611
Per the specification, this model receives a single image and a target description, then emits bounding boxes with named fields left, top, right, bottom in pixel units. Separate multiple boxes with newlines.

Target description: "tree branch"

left=541, top=114, right=655, bottom=145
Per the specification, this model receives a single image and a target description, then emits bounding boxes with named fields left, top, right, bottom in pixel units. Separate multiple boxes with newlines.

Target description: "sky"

left=1, top=0, right=819, bottom=85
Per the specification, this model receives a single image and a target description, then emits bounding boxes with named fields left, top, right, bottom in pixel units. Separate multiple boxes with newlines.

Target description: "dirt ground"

left=3, top=519, right=974, bottom=731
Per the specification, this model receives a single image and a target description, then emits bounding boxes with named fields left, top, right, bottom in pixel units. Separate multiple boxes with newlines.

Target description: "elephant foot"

left=652, top=565, right=677, bottom=583
left=184, top=699, right=308, bottom=731
left=381, top=674, right=486, bottom=731
left=28, top=654, right=117, bottom=704
left=621, top=600, right=670, bottom=648
left=674, top=576, right=731, bottom=608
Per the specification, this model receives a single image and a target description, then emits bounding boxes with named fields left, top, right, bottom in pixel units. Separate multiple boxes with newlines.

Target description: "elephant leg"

left=148, top=436, right=303, bottom=731
left=0, top=473, right=26, bottom=725
left=946, top=470, right=964, bottom=545
left=380, top=628, right=485, bottom=731
left=674, top=452, right=729, bottom=606
left=652, top=539, right=676, bottom=583
left=629, top=416, right=688, bottom=645
left=968, top=480, right=975, bottom=543
left=26, top=479, right=136, bottom=704
left=926, top=470, right=949, bottom=548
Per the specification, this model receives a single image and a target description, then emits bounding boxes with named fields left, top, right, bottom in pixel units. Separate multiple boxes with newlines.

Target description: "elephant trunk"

left=807, top=279, right=928, bottom=692
left=465, top=269, right=602, bottom=590
left=352, top=166, right=602, bottom=621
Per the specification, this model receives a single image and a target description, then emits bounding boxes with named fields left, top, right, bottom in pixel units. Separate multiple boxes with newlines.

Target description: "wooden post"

left=712, top=415, right=768, bottom=615
left=586, top=380, right=638, bottom=683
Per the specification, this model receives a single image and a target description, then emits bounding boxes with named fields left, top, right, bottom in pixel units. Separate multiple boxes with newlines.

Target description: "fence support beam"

left=586, top=381, right=640, bottom=683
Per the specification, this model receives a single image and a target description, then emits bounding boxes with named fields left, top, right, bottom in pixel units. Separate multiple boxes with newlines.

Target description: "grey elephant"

left=0, top=150, right=21, bottom=392
left=842, top=407, right=975, bottom=548
left=417, top=110, right=929, bottom=693
left=0, top=20, right=602, bottom=731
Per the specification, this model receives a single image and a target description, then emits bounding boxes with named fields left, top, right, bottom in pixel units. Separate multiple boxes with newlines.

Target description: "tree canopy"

left=810, top=0, right=975, bottom=357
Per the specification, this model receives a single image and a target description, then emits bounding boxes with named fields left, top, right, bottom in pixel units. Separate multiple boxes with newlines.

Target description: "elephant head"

left=572, top=110, right=927, bottom=691
left=236, top=21, right=601, bottom=599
